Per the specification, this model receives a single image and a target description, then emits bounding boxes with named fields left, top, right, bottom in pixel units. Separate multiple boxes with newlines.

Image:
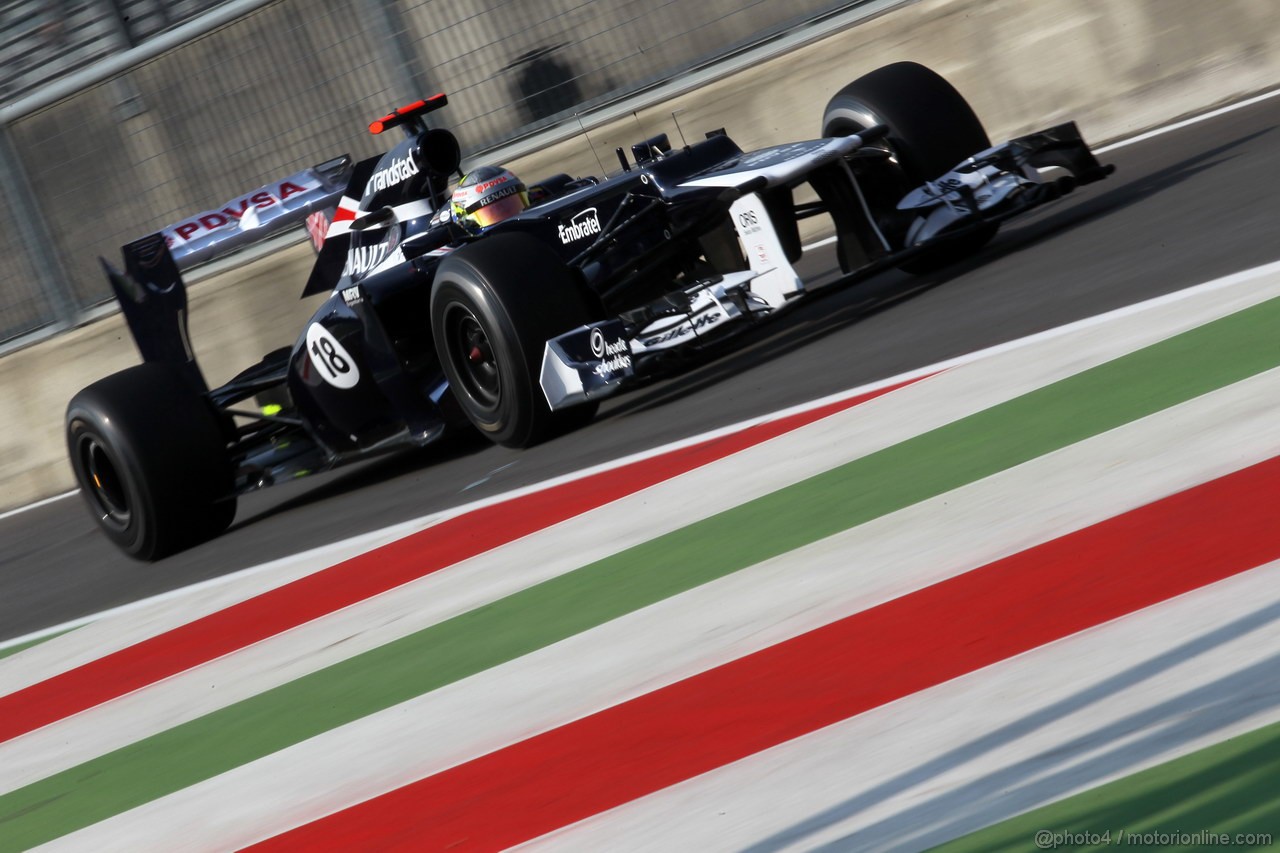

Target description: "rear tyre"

left=822, top=61, right=997, bottom=272
left=66, top=363, right=235, bottom=560
left=431, top=233, right=599, bottom=447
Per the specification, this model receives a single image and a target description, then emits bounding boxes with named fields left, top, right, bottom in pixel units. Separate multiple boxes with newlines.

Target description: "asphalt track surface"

left=3, top=93, right=1278, bottom=643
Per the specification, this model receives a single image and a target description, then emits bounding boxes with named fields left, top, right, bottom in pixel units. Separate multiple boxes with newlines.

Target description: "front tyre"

left=431, top=233, right=599, bottom=447
left=66, top=363, right=235, bottom=560
left=822, top=61, right=997, bottom=272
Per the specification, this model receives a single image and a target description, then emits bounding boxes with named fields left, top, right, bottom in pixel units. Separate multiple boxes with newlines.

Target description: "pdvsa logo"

left=474, top=175, right=509, bottom=192
left=558, top=208, right=602, bottom=244
left=168, top=180, right=312, bottom=243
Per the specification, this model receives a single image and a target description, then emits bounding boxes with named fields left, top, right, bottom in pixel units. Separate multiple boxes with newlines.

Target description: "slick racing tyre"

left=66, top=363, right=236, bottom=560
left=822, top=61, right=997, bottom=272
left=431, top=233, right=599, bottom=447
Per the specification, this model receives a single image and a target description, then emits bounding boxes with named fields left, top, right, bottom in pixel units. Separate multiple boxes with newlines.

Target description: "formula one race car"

left=66, top=62, right=1113, bottom=558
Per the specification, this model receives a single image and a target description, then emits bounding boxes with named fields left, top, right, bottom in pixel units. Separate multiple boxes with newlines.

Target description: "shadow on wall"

left=507, top=44, right=584, bottom=124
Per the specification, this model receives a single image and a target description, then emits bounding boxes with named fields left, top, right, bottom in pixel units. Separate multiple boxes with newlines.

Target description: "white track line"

left=1095, top=86, right=1280, bottom=153
left=0, top=514, right=454, bottom=655
left=0, top=490, right=78, bottom=522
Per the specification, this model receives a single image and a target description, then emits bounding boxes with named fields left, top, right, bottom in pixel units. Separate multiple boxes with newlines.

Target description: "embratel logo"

left=558, top=207, right=602, bottom=244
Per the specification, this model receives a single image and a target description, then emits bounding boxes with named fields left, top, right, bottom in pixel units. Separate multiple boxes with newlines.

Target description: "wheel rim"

left=77, top=432, right=131, bottom=530
left=443, top=302, right=501, bottom=410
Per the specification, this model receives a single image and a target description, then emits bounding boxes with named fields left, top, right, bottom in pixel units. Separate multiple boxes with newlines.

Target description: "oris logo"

left=559, top=207, right=602, bottom=244
left=738, top=210, right=759, bottom=228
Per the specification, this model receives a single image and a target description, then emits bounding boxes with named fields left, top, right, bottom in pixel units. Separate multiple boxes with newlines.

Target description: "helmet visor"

left=469, top=191, right=528, bottom=230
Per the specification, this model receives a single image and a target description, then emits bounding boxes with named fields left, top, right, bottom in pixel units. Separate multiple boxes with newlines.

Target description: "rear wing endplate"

left=103, top=234, right=208, bottom=393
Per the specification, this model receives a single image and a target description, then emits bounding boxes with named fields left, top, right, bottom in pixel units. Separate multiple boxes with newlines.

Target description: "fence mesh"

left=0, top=0, right=858, bottom=345
left=0, top=172, right=48, bottom=342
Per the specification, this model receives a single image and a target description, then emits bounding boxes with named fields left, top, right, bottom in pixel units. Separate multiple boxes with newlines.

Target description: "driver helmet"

left=450, top=166, right=529, bottom=235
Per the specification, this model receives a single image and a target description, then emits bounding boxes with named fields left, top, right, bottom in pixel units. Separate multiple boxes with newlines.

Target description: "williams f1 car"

left=66, top=62, right=1113, bottom=558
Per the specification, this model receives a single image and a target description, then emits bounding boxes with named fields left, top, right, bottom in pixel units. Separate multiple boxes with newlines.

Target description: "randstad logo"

left=366, top=154, right=419, bottom=194
left=558, top=208, right=601, bottom=244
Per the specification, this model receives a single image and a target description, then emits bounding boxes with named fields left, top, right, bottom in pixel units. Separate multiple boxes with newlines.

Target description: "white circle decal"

left=305, top=323, right=360, bottom=389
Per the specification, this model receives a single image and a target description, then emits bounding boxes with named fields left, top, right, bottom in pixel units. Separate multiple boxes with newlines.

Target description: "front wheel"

left=431, top=233, right=599, bottom=447
left=822, top=61, right=998, bottom=272
left=66, top=363, right=235, bottom=560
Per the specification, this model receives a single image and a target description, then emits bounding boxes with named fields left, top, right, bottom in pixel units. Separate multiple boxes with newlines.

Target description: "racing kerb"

left=3, top=260, right=1280, bottom=847
left=3, top=0, right=1280, bottom=510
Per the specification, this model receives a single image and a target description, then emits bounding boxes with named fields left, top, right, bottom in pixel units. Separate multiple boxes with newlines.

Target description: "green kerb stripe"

left=933, top=717, right=1280, bottom=851
left=0, top=629, right=75, bottom=661
left=4, top=297, right=1280, bottom=849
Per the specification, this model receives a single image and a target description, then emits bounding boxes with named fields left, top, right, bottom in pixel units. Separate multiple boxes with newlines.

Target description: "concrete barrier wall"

left=2, top=0, right=1275, bottom=511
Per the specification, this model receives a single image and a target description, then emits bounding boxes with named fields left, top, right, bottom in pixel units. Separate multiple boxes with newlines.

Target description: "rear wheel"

left=66, top=363, right=235, bottom=560
left=822, top=61, right=997, bottom=272
left=431, top=233, right=599, bottom=447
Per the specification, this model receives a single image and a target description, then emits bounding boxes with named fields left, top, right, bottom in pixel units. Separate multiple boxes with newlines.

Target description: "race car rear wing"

left=150, top=93, right=457, bottom=276
left=103, top=153, right=356, bottom=395
left=161, top=155, right=353, bottom=270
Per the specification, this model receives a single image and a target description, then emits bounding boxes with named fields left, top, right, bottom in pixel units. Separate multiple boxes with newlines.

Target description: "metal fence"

left=0, top=0, right=859, bottom=347
left=1, top=0, right=230, bottom=101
